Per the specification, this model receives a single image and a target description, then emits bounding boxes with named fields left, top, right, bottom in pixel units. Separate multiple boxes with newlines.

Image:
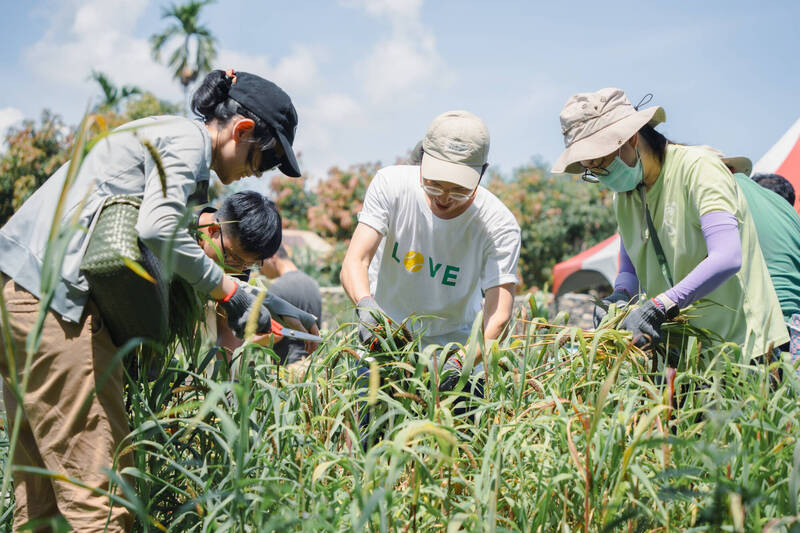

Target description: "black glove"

left=264, top=292, right=317, bottom=331
left=219, top=281, right=272, bottom=338
left=619, top=298, right=669, bottom=350
left=355, top=296, right=384, bottom=347
left=593, top=289, right=635, bottom=328
left=439, top=354, right=464, bottom=392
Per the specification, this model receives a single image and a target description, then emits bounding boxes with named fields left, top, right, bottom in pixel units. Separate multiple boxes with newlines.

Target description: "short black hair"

left=274, top=245, right=289, bottom=259
left=218, top=191, right=282, bottom=259
left=752, top=173, right=795, bottom=206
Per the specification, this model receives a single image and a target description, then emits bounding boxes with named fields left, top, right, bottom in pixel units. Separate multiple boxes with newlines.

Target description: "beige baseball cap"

left=421, top=110, right=489, bottom=189
left=552, top=88, right=666, bottom=174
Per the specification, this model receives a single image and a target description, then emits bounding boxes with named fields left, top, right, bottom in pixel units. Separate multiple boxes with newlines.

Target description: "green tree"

left=0, top=111, right=72, bottom=225
left=123, top=92, right=183, bottom=121
left=270, top=174, right=316, bottom=230
left=89, top=70, right=141, bottom=113
left=0, top=94, right=182, bottom=225
left=488, top=161, right=618, bottom=289
left=150, top=0, right=217, bottom=101
left=307, top=163, right=378, bottom=242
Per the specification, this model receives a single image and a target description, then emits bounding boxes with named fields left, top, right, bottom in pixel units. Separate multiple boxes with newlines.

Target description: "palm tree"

left=150, top=0, right=217, bottom=104
left=89, top=70, right=141, bottom=112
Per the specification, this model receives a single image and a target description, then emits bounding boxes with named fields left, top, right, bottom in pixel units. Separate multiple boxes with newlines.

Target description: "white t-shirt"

left=358, top=165, right=521, bottom=346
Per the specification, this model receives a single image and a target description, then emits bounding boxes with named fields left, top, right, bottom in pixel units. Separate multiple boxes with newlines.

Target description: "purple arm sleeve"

left=614, top=240, right=639, bottom=297
left=663, top=211, right=741, bottom=308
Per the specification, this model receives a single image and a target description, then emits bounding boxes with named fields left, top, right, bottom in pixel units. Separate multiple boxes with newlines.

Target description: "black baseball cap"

left=228, top=72, right=301, bottom=177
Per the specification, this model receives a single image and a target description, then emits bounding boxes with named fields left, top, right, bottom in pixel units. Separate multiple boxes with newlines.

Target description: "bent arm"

left=483, top=283, right=516, bottom=342
left=340, top=222, right=383, bottom=304
left=614, top=240, right=639, bottom=297
left=661, top=211, right=741, bottom=308
left=136, top=136, right=223, bottom=296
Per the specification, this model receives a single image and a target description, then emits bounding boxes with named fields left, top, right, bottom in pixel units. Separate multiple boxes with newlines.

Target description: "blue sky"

left=1, top=0, right=799, bottom=186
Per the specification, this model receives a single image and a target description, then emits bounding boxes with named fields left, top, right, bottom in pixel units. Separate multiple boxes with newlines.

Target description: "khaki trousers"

left=0, top=277, right=132, bottom=532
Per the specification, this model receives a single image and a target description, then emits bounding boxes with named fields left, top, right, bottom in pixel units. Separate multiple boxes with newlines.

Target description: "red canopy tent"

left=552, top=117, right=800, bottom=297
left=751, top=117, right=800, bottom=214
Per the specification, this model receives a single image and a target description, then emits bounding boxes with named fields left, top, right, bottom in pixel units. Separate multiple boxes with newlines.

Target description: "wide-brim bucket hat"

left=552, top=88, right=665, bottom=174
left=697, top=145, right=753, bottom=176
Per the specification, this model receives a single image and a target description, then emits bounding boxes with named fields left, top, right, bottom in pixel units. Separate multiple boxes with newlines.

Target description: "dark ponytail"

left=191, top=70, right=277, bottom=151
left=191, top=69, right=235, bottom=121
left=637, top=124, right=670, bottom=166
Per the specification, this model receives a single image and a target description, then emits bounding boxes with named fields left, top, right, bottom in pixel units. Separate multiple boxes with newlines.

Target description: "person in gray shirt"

left=0, top=69, right=311, bottom=531
left=261, top=245, right=323, bottom=364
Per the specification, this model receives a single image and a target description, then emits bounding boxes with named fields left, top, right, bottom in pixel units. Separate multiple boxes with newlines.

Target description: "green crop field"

left=2, top=114, right=799, bottom=533
left=3, top=299, right=800, bottom=532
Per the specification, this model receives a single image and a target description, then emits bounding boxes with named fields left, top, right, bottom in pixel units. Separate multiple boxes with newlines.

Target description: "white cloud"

left=24, top=0, right=182, bottom=103
left=215, top=45, right=320, bottom=95
left=349, top=0, right=454, bottom=105
left=291, top=92, right=366, bottom=180
left=339, top=0, right=423, bottom=20
left=17, top=0, right=432, bottom=180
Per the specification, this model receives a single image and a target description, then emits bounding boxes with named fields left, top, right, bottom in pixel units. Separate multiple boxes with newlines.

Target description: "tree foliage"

left=269, top=174, right=316, bottom=230
left=150, top=0, right=217, bottom=92
left=0, top=111, right=72, bottom=226
left=0, top=95, right=182, bottom=226
left=488, top=161, right=618, bottom=289
left=306, top=163, right=379, bottom=242
left=89, top=70, right=142, bottom=113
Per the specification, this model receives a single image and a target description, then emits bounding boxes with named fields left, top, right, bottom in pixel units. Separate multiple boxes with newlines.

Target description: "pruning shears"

left=269, top=318, right=323, bottom=343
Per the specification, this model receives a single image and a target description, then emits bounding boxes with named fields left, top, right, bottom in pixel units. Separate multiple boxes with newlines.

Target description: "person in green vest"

left=552, top=87, right=788, bottom=361
left=712, top=157, right=800, bottom=361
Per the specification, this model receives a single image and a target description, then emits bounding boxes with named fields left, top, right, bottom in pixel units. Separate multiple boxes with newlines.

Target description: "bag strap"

left=637, top=183, right=675, bottom=288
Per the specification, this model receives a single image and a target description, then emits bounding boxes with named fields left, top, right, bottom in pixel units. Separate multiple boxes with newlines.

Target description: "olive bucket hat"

left=552, top=88, right=666, bottom=174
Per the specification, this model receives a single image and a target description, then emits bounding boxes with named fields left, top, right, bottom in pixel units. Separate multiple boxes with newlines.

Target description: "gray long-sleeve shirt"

left=0, top=115, right=224, bottom=322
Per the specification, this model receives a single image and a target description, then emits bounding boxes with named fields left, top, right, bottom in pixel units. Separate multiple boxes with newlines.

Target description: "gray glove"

left=219, top=281, right=272, bottom=338
left=264, top=292, right=317, bottom=331
left=355, top=296, right=384, bottom=348
left=593, top=289, right=635, bottom=328
left=619, top=298, right=676, bottom=350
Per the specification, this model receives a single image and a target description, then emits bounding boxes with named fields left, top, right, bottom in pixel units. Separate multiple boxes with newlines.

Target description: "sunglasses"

left=246, top=136, right=285, bottom=174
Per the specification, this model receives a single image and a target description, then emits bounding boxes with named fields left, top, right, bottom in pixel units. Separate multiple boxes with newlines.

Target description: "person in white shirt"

left=340, top=110, right=521, bottom=391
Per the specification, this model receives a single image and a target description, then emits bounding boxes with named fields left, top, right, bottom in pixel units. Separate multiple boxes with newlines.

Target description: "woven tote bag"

left=80, top=195, right=170, bottom=346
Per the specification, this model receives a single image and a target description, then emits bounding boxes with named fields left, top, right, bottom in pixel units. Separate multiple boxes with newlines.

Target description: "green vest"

left=733, top=173, right=800, bottom=323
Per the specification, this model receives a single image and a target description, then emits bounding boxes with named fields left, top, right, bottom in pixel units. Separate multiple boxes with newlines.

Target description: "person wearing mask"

left=0, top=69, right=308, bottom=531
left=553, top=88, right=788, bottom=361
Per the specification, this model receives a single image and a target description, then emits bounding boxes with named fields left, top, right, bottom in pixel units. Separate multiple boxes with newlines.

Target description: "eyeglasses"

left=216, top=217, right=262, bottom=272
left=420, top=181, right=475, bottom=203
left=580, top=150, right=618, bottom=183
